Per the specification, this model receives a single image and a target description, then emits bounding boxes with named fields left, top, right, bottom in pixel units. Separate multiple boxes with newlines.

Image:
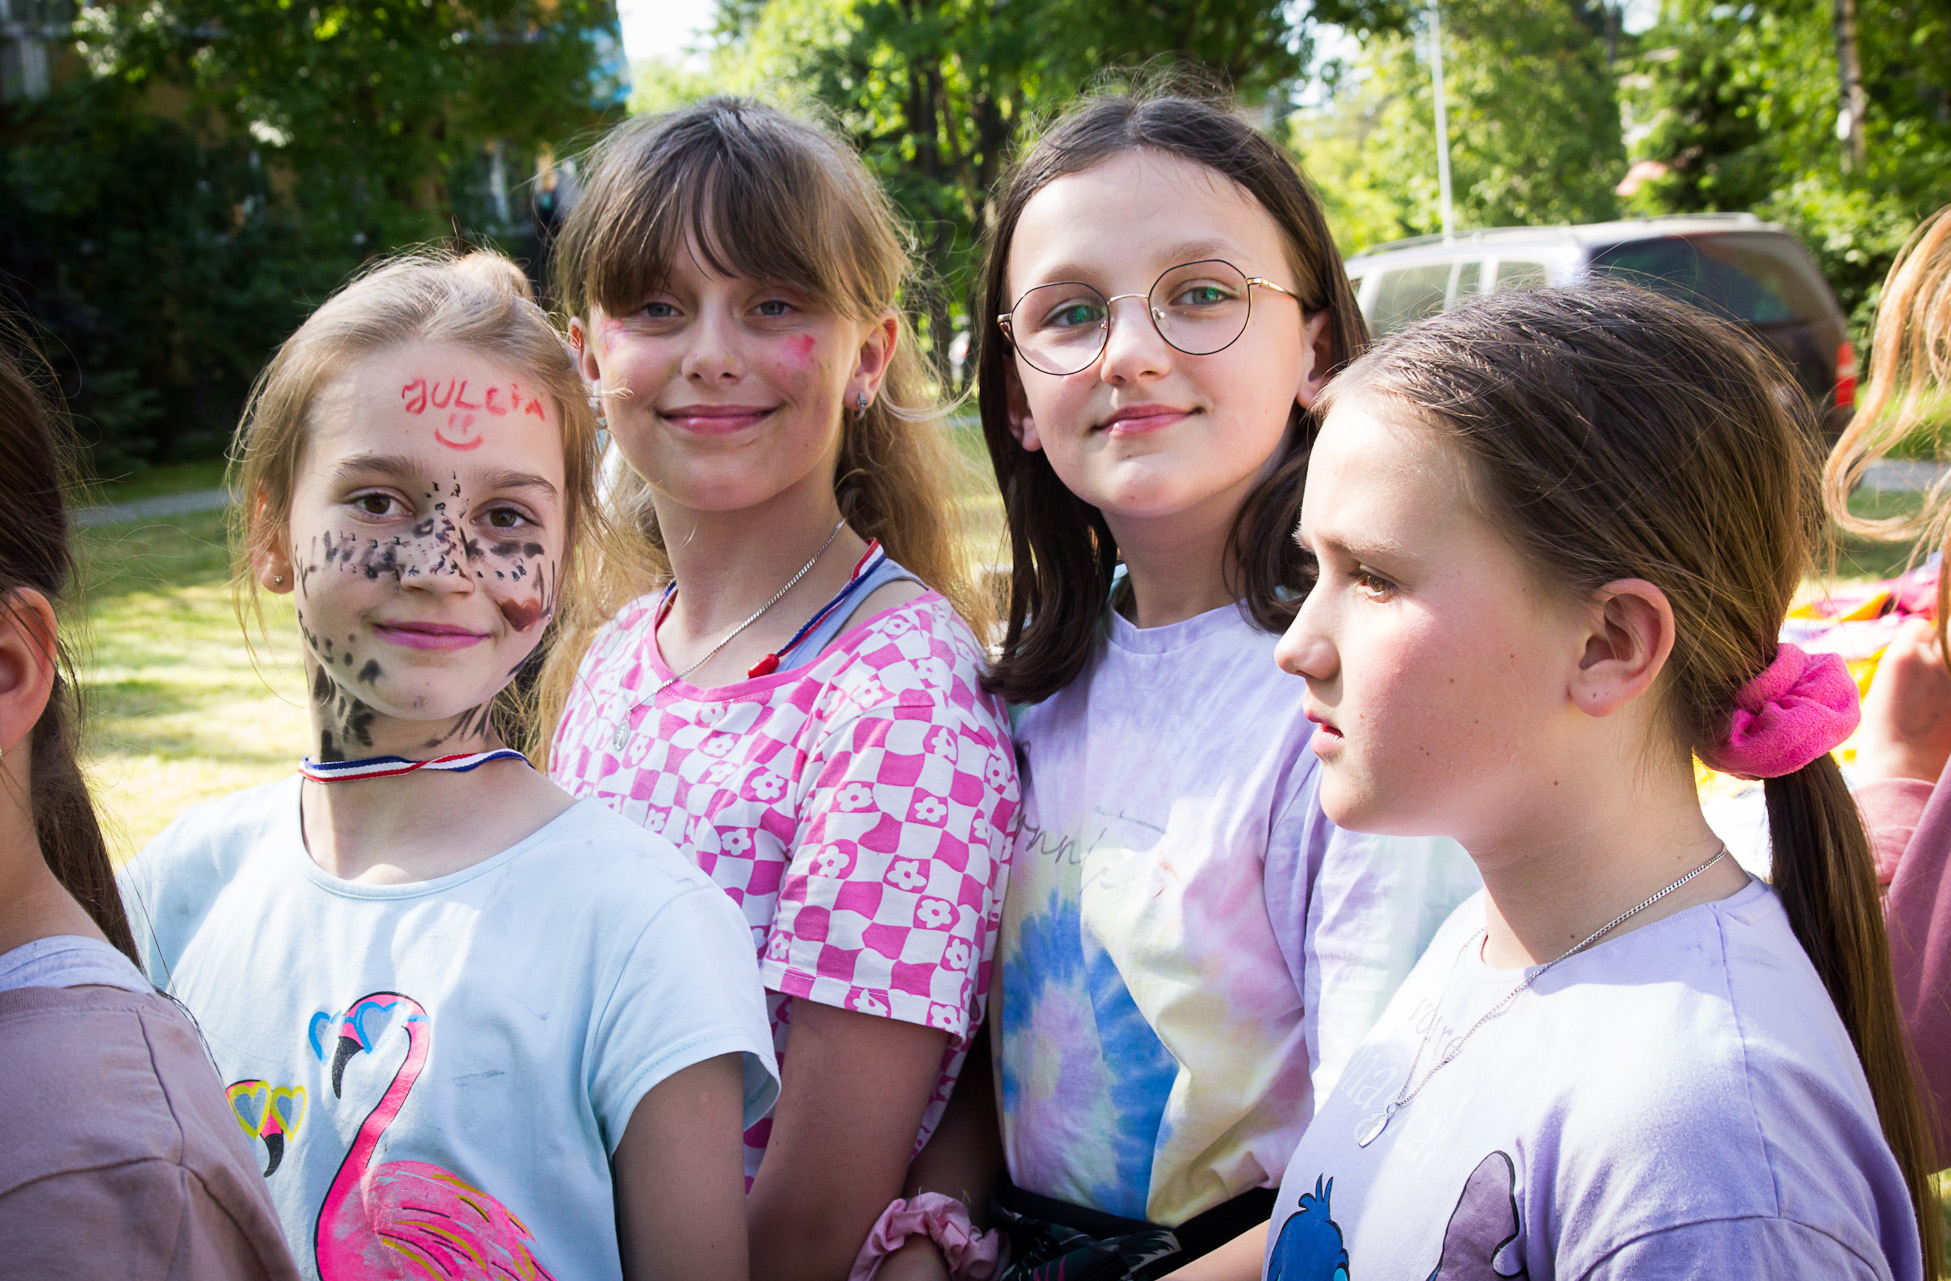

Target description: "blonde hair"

left=543, top=98, right=987, bottom=722
left=1825, top=207, right=1951, bottom=641
left=229, top=248, right=618, bottom=762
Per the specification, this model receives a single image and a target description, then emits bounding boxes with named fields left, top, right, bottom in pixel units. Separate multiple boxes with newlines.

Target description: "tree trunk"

left=1832, top=0, right=1867, bottom=170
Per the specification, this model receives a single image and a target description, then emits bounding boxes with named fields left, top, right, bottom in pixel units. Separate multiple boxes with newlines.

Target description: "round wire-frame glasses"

left=997, top=258, right=1306, bottom=377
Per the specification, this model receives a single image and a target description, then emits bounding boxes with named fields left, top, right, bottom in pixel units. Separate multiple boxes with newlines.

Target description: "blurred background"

left=4, top=0, right=1949, bottom=473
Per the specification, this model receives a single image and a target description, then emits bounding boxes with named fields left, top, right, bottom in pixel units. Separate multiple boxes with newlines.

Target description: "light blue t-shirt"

left=1266, top=881, right=1921, bottom=1280
left=122, top=776, right=779, bottom=1281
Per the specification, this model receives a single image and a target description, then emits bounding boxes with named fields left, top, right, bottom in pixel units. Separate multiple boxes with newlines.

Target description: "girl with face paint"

left=544, top=99, right=1019, bottom=1281
left=120, top=252, right=781, bottom=1281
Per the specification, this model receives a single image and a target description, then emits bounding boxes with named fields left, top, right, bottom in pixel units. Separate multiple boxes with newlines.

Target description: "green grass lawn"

left=76, top=506, right=309, bottom=863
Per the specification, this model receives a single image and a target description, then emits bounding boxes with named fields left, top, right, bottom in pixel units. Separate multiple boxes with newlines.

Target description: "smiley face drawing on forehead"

left=401, top=376, right=547, bottom=452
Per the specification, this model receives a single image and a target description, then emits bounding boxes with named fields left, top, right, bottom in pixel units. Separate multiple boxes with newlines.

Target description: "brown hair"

left=0, top=321, right=138, bottom=965
left=1330, top=282, right=1941, bottom=1276
left=230, top=249, right=612, bottom=762
left=976, top=83, right=1369, bottom=704
left=1824, top=204, right=1951, bottom=652
left=549, top=98, right=986, bottom=637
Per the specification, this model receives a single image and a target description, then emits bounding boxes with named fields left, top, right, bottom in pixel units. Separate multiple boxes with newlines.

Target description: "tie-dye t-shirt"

left=550, top=585, right=1018, bottom=1178
left=1265, top=882, right=1921, bottom=1280
left=997, top=604, right=1478, bottom=1227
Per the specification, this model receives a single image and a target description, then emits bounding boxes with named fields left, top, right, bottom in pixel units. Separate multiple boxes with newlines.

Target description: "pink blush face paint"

left=789, top=333, right=818, bottom=363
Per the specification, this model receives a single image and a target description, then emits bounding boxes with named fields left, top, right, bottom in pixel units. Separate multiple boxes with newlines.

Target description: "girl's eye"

left=639, top=300, right=682, bottom=322
left=1172, top=282, right=1236, bottom=308
left=1354, top=567, right=1397, bottom=597
left=483, top=506, right=532, bottom=531
left=1044, top=301, right=1105, bottom=331
left=754, top=299, right=795, bottom=318
left=352, top=493, right=402, bottom=517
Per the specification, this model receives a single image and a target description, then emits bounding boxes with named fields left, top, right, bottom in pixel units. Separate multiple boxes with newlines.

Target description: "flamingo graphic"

left=313, top=992, right=555, bottom=1280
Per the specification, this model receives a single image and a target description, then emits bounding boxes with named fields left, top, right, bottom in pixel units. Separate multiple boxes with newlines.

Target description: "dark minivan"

left=1345, top=213, right=1856, bottom=432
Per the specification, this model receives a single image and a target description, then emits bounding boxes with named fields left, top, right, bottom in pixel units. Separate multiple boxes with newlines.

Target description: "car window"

left=1454, top=260, right=1482, bottom=300
left=1369, top=263, right=1451, bottom=336
left=1493, top=259, right=1550, bottom=292
left=1590, top=233, right=1831, bottom=324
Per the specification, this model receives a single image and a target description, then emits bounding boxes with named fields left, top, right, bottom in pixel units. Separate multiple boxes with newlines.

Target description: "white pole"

left=1429, top=0, right=1455, bottom=241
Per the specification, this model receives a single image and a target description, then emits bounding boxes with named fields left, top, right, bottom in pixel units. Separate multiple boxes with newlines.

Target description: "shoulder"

left=1539, top=888, right=1904, bottom=1266
left=809, top=594, right=1007, bottom=735
left=520, top=800, right=727, bottom=909
left=122, top=777, right=299, bottom=911
left=0, top=987, right=294, bottom=1277
left=572, top=588, right=663, bottom=680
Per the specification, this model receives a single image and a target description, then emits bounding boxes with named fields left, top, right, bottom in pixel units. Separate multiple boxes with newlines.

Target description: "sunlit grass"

left=75, top=508, right=308, bottom=864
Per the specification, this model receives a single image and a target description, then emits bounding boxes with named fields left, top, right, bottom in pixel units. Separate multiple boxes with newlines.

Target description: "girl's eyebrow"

left=481, top=470, right=558, bottom=499
left=330, top=454, right=420, bottom=485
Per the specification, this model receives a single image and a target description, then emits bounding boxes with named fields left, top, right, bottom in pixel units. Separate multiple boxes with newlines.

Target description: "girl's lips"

left=659, top=404, right=777, bottom=435
left=373, top=621, right=490, bottom=652
left=1100, top=404, right=1193, bottom=438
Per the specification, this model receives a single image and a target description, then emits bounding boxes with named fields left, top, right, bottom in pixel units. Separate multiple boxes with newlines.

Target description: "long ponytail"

left=1768, top=756, right=1941, bottom=1270
left=0, top=323, right=139, bottom=967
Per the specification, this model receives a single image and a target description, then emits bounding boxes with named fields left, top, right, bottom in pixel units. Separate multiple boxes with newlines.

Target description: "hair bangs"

left=581, top=119, right=860, bottom=321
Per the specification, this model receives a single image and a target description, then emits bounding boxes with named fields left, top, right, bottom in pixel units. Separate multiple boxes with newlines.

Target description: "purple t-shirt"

left=1265, top=880, right=1921, bottom=1280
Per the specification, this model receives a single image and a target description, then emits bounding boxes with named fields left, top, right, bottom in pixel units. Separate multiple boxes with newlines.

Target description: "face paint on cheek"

left=789, top=333, right=817, bottom=363
left=498, top=598, right=544, bottom=631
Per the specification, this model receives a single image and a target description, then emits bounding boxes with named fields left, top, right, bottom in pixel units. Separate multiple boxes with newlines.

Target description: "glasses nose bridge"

left=1098, top=290, right=1166, bottom=349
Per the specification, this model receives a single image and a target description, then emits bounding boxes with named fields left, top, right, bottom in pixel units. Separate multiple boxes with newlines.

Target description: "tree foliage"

left=1623, top=0, right=1951, bottom=328
left=1319, top=0, right=1624, bottom=239
left=1, top=0, right=626, bottom=469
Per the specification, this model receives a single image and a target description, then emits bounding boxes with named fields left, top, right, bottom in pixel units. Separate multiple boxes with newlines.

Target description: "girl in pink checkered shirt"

left=544, top=99, right=1020, bottom=1281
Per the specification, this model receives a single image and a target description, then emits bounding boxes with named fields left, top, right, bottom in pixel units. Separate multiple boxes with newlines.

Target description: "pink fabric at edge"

left=1858, top=760, right=1951, bottom=1164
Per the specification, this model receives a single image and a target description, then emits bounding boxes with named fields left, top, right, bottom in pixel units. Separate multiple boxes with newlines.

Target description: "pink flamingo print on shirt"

left=313, top=992, right=555, bottom=1280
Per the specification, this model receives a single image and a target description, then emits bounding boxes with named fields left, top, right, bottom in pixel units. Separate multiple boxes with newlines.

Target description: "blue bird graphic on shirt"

left=1266, top=1175, right=1349, bottom=1281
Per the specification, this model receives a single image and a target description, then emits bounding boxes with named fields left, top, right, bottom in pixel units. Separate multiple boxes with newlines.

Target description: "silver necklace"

left=1354, top=844, right=1730, bottom=1148
left=609, top=519, right=846, bottom=751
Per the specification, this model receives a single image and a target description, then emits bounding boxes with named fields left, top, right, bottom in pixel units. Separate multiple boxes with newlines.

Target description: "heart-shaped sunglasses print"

left=225, top=1079, right=307, bottom=1176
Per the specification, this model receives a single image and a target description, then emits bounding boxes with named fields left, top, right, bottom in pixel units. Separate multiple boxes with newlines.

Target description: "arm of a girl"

left=747, top=1003, right=949, bottom=1280
left=751, top=637, right=1016, bottom=1281
left=872, top=1025, right=1008, bottom=1281
left=614, top=1054, right=752, bottom=1281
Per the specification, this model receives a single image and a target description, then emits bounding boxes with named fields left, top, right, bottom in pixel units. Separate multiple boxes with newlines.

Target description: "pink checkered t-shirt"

left=550, top=587, right=1018, bottom=1177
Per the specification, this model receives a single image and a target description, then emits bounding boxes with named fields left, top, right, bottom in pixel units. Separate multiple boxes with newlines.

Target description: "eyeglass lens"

left=1007, top=260, right=1255, bottom=376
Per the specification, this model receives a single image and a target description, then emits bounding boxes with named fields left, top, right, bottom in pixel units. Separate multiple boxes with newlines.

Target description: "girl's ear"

left=251, top=491, right=295, bottom=596
left=1569, top=578, right=1675, bottom=719
left=1005, top=366, right=1043, bottom=453
left=851, top=312, right=899, bottom=403
left=568, top=313, right=602, bottom=385
left=1293, top=311, right=1335, bottom=411
left=0, top=587, right=58, bottom=761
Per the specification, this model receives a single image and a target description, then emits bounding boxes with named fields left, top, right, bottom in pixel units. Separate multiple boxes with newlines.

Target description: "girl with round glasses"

left=877, top=86, right=1481, bottom=1281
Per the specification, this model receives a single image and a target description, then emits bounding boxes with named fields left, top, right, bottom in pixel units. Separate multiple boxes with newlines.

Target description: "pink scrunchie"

left=1699, top=643, right=1861, bottom=780
left=848, top=1194, right=1004, bottom=1281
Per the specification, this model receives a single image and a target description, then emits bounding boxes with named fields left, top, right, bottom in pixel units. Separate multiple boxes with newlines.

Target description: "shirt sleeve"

left=1882, top=759, right=1951, bottom=1164
left=1856, top=778, right=1934, bottom=884
left=1577, top=1217, right=1890, bottom=1280
left=760, top=685, right=1016, bottom=1042
left=0, top=1163, right=300, bottom=1281
left=587, top=884, right=783, bottom=1155
left=1265, top=759, right=1482, bottom=1099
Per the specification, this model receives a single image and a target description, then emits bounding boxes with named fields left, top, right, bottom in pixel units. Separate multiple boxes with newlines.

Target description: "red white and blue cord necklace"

left=298, top=749, right=530, bottom=782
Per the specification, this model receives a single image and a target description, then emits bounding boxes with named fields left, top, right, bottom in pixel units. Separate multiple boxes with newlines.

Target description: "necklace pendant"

left=1355, top=1110, right=1392, bottom=1148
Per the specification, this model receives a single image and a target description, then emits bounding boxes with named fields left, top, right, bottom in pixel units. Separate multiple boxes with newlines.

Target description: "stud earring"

left=855, top=392, right=871, bottom=412
left=273, top=575, right=285, bottom=586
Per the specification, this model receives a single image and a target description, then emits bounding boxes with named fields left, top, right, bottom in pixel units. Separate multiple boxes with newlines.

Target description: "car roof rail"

left=1346, top=211, right=1772, bottom=260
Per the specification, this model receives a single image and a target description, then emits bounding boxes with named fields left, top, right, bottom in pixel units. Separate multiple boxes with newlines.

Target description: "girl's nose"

left=1097, top=294, right=1172, bottom=384
left=680, top=303, right=744, bottom=383
left=1274, top=585, right=1337, bottom=683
